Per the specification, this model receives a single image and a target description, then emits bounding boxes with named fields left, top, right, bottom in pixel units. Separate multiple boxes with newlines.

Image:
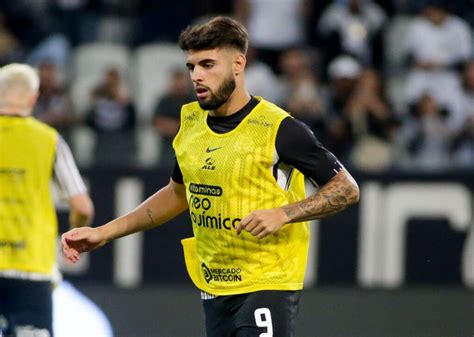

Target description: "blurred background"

left=1, top=0, right=473, bottom=336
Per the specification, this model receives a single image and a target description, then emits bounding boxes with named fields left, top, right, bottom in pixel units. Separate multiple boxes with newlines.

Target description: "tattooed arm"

left=62, top=179, right=188, bottom=262
left=283, top=169, right=359, bottom=222
left=237, top=169, right=359, bottom=239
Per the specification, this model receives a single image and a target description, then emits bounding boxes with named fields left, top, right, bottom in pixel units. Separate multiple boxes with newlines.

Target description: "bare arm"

left=282, top=169, right=359, bottom=222
left=62, top=179, right=188, bottom=262
left=68, top=192, right=94, bottom=228
left=236, top=169, right=359, bottom=239
left=98, top=179, right=188, bottom=241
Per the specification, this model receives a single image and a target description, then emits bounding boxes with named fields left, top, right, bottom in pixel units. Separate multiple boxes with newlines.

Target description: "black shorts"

left=202, top=290, right=301, bottom=337
left=0, top=277, right=53, bottom=336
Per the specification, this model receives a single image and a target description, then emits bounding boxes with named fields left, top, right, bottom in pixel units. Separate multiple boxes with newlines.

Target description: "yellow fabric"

left=173, top=97, right=310, bottom=296
left=0, top=116, right=58, bottom=276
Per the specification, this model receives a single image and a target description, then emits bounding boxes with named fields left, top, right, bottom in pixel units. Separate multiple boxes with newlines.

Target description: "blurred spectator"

left=234, top=0, right=311, bottom=73
left=346, top=68, right=397, bottom=171
left=245, top=46, right=280, bottom=103
left=277, top=48, right=325, bottom=134
left=395, top=93, right=452, bottom=170
left=153, top=69, right=193, bottom=167
left=86, top=68, right=137, bottom=167
left=316, top=0, right=387, bottom=72
left=402, top=1, right=472, bottom=110
left=0, top=11, right=24, bottom=66
left=27, top=34, right=71, bottom=73
left=87, top=68, right=135, bottom=132
left=451, top=60, right=474, bottom=166
left=33, top=61, right=76, bottom=141
left=323, top=55, right=361, bottom=159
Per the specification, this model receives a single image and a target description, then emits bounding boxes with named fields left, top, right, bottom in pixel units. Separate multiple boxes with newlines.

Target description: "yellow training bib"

left=0, top=116, right=58, bottom=276
left=173, top=97, right=310, bottom=296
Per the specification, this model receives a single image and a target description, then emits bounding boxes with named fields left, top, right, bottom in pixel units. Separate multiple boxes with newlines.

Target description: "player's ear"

left=233, top=53, right=246, bottom=76
left=28, top=91, right=39, bottom=112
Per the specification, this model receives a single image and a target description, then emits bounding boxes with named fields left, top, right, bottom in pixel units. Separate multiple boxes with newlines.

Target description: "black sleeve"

left=171, top=158, right=184, bottom=184
left=276, top=117, right=342, bottom=186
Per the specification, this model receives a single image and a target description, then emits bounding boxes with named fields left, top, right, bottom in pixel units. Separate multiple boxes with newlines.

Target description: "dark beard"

left=197, top=74, right=236, bottom=110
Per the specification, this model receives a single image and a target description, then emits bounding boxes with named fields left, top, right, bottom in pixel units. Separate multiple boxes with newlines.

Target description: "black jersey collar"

left=207, top=96, right=259, bottom=123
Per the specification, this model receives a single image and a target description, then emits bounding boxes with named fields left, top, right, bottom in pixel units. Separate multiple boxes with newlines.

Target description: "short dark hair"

left=178, top=16, right=248, bottom=54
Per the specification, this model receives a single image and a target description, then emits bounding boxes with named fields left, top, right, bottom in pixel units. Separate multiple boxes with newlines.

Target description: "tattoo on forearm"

left=283, top=172, right=358, bottom=222
left=146, top=208, right=156, bottom=226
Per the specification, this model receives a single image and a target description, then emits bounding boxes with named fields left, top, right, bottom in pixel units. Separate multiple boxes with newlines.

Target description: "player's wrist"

left=278, top=206, right=292, bottom=224
left=97, top=224, right=113, bottom=246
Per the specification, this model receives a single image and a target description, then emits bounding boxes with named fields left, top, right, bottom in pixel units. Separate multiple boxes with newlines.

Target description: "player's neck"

left=0, top=97, right=34, bottom=117
left=211, top=87, right=251, bottom=117
left=0, top=105, right=31, bottom=117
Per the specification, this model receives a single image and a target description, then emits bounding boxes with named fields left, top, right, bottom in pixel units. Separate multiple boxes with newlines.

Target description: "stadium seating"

left=383, top=15, right=414, bottom=71
left=70, top=43, right=131, bottom=117
left=383, top=15, right=414, bottom=114
left=131, top=43, right=186, bottom=122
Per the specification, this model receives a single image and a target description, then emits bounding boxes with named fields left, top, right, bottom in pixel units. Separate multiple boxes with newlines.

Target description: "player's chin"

left=197, top=96, right=210, bottom=105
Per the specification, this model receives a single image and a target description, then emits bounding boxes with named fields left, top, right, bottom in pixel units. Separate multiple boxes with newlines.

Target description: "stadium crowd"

left=1, top=0, right=473, bottom=171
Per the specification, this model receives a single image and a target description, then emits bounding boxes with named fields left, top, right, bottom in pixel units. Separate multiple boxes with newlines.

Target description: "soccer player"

left=62, top=17, right=359, bottom=337
left=0, top=63, right=94, bottom=337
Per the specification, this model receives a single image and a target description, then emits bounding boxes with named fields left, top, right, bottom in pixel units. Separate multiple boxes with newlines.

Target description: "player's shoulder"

left=180, top=101, right=208, bottom=126
left=277, top=116, right=317, bottom=143
left=181, top=100, right=200, bottom=110
left=27, top=116, right=50, bottom=128
left=27, top=117, right=58, bottom=137
left=256, top=97, right=290, bottom=119
left=180, top=100, right=204, bottom=118
left=257, top=97, right=283, bottom=110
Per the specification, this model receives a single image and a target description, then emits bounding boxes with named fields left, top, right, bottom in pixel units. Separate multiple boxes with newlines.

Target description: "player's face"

left=186, top=48, right=237, bottom=110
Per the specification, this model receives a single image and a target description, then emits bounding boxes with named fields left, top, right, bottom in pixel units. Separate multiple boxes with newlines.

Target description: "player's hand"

left=61, top=227, right=105, bottom=263
left=236, top=208, right=290, bottom=239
